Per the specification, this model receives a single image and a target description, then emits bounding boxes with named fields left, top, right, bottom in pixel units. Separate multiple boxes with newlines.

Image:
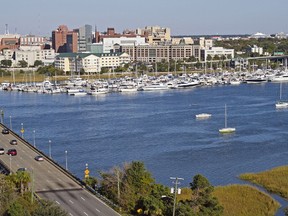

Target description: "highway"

left=0, top=124, right=120, bottom=216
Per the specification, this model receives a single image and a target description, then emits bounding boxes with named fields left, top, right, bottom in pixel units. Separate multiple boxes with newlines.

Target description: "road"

left=0, top=125, right=120, bottom=216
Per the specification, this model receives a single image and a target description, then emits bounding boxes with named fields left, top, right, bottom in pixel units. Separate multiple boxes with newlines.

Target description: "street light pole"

left=33, top=130, right=36, bottom=147
left=49, top=140, right=51, bottom=158
left=9, top=116, right=12, bottom=130
left=65, top=150, right=68, bottom=170
left=170, top=177, right=184, bottom=216
left=31, top=168, right=34, bottom=204
left=21, top=123, right=24, bottom=138
left=9, top=154, right=11, bottom=175
left=0, top=109, right=3, bottom=124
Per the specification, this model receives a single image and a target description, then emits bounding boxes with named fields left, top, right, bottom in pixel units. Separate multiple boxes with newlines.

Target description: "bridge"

left=0, top=123, right=120, bottom=216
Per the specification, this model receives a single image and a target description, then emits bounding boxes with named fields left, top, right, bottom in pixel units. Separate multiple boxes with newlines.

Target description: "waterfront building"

left=2, top=46, right=56, bottom=67
left=55, top=52, right=131, bottom=73
left=136, top=26, right=171, bottom=45
left=121, top=44, right=201, bottom=63
left=74, top=25, right=93, bottom=52
left=52, top=25, right=78, bottom=53
left=200, top=47, right=234, bottom=61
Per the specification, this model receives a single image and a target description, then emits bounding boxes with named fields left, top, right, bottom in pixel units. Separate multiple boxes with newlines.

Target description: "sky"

left=1, top=0, right=288, bottom=37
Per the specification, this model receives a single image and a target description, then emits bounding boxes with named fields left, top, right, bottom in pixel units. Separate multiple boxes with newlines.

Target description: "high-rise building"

left=52, top=25, right=78, bottom=53
left=74, top=25, right=93, bottom=52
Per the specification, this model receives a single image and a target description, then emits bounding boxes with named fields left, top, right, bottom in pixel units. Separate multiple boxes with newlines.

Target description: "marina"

left=2, top=73, right=288, bottom=214
left=1, top=79, right=288, bottom=188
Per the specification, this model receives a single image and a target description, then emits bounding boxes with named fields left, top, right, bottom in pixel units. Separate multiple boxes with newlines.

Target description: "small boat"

left=219, top=104, right=236, bottom=134
left=195, top=113, right=212, bottom=119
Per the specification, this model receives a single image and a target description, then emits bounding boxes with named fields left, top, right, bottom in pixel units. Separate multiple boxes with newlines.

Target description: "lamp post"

left=48, top=140, right=51, bottom=158
left=0, top=109, right=3, bottom=124
left=9, top=154, right=11, bottom=175
left=20, top=123, right=24, bottom=138
left=33, top=130, right=36, bottom=147
left=65, top=150, right=68, bottom=170
left=31, top=168, right=34, bottom=204
left=9, top=116, right=12, bottom=130
left=170, top=177, right=184, bottom=216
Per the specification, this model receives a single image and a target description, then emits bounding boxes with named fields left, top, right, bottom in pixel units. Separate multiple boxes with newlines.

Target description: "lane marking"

left=81, top=197, right=85, bottom=201
left=69, top=200, right=74, bottom=204
left=84, top=212, right=88, bottom=216
left=95, top=208, right=100, bottom=212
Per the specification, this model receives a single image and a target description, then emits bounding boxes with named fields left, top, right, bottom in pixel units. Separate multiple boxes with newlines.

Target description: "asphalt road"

left=0, top=125, right=120, bottom=216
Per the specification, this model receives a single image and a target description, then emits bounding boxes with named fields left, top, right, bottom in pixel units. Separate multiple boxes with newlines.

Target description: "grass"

left=177, top=185, right=280, bottom=216
left=213, top=184, right=280, bottom=216
left=240, top=165, right=288, bottom=199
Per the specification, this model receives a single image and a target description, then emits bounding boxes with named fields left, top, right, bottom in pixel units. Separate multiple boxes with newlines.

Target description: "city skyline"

left=1, top=0, right=288, bottom=37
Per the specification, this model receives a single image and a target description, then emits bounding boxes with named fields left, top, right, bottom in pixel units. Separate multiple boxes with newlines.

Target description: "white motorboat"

left=195, top=113, right=212, bottom=119
left=87, top=88, right=109, bottom=95
left=219, top=104, right=236, bottom=134
left=142, top=83, right=169, bottom=91
left=69, top=89, right=87, bottom=96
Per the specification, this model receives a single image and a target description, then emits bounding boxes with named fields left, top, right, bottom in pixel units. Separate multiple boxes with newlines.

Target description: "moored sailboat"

left=219, top=104, right=236, bottom=134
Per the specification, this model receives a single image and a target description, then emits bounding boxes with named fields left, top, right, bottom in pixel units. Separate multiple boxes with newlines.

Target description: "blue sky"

left=1, top=0, right=287, bottom=36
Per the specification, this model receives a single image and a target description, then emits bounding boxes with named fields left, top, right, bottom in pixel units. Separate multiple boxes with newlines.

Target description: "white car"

left=0, top=148, right=4, bottom=155
left=35, top=155, right=44, bottom=161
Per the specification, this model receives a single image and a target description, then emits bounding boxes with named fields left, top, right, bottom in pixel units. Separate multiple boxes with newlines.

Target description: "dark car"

left=10, top=140, right=17, bottom=145
left=0, top=148, right=4, bottom=155
left=17, top=167, right=27, bottom=172
left=2, top=128, right=9, bottom=134
left=7, top=149, right=17, bottom=156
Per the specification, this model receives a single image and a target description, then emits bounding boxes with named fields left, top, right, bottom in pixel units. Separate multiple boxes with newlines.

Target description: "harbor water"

left=1, top=83, right=288, bottom=198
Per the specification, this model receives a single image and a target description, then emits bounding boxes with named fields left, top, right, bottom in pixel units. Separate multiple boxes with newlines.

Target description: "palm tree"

left=10, top=172, right=31, bottom=195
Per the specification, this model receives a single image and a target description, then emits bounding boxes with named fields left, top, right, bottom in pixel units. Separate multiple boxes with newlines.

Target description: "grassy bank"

left=213, top=185, right=280, bottom=216
left=177, top=185, right=280, bottom=216
left=240, top=165, right=288, bottom=199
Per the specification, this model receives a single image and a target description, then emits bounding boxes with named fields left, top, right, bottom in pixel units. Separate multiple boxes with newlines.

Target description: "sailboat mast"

left=225, top=104, right=227, bottom=128
left=280, top=83, right=282, bottom=100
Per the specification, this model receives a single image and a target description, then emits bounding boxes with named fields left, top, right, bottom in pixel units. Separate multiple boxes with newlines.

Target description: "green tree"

left=32, top=200, right=68, bottom=216
left=34, top=60, right=43, bottom=67
left=189, top=174, right=223, bottom=216
left=206, top=55, right=212, bottom=62
left=0, top=174, right=17, bottom=215
left=1, top=59, right=12, bottom=67
left=8, top=200, right=31, bottom=216
left=8, top=171, right=31, bottom=195
left=19, top=60, right=28, bottom=68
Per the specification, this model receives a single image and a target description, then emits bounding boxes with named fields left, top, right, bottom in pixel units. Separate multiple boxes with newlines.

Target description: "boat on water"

left=142, top=83, right=169, bottom=91
left=219, top=104, right=236, bottom=134
left=275, top=83, right=288, bottom=108
left=69, top=89, right=87, bottom=96
left=271, top=73, right=288, bottom=82
left=87, top=88, right=109, bottom=95
left=195, top=113, right=212, bottom=119
left=245, top=76, right=267, bottom=84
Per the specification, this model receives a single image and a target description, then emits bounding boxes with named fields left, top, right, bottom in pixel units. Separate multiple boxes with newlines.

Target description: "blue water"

left=1, top=83, right=288, bottom=190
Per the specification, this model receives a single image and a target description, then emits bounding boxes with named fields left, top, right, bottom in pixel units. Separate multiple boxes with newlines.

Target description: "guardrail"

left=0, top=123, right=119, bottom=211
